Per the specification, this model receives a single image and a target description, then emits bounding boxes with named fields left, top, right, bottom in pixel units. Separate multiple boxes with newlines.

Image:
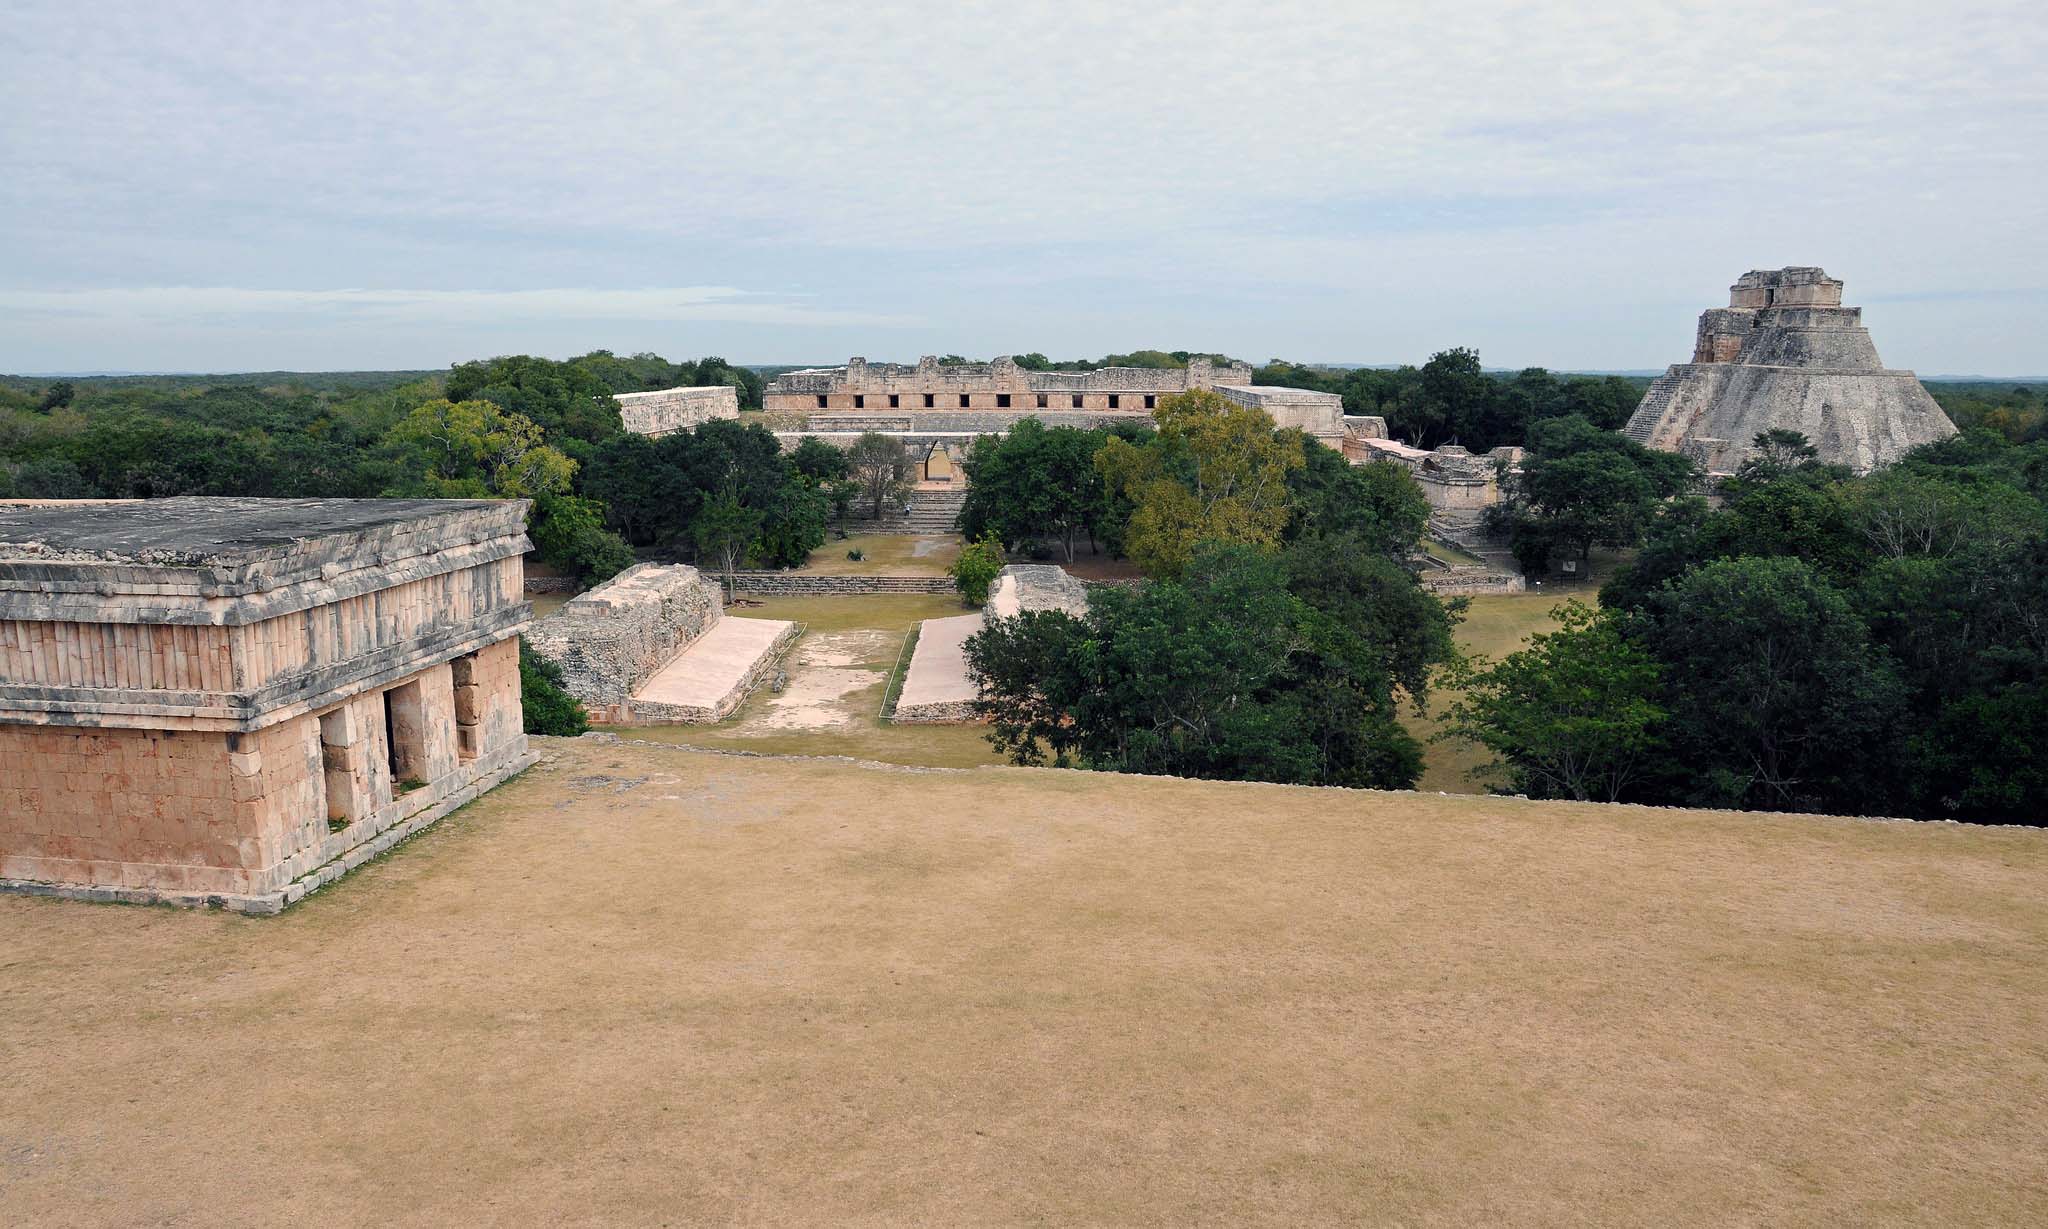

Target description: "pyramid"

left=1623, top=268, right=1955, bottom=475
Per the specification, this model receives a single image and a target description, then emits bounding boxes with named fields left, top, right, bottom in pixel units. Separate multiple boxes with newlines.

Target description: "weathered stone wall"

left=1418, top=565, right=1526, bottom=596
left=1627, top=267, right=1956, bottom=474
left=1215, top=385, right=1346, bottom=441
left=0, top=498, right=531, bottom=733
left=0, top=498, right=537, bottom=913
left=0, top=641, right=530, bottom=910
left=524, top=564, right=721, bottom=717
left=626, top=621, right=802, bottom=724
left=766, top=355, right=1252, bottom=413
left=614, top=386, right=740, bottom=437
left=890, top=697, right=981, bottom=725
left=985, top=565, right=1090, bottom=620
left=726, top=572, right=956, bottom=596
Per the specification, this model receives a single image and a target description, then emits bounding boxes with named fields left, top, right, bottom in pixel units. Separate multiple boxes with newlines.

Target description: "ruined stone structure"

left=766, top=359, right=1348, bottom=488
left=984, top=564, right=1091, bottom=621
left=1338, top=420, right=1525, bottom=592
left=766, top=355, right=1252, bottom=416
left=1624, top=268, right=1956, bottom=475
left=894, top=565, right=1094, bottom=724
left=614, top=385, right=741, bottom=437
left=525, top=564, right=795, bottom=724
left=0, top=498, right=535, bottom=913
left=1215, top=384, right=1346, bottom=443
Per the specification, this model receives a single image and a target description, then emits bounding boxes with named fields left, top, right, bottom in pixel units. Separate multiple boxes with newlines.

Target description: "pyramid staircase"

left=1624, top=372, right=1682, bottom=447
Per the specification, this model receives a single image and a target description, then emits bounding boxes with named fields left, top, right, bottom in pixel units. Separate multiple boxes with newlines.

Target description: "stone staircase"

left=1624, top=372, right=1681, bottom=446
left=854, top=488, right=967, bottom=534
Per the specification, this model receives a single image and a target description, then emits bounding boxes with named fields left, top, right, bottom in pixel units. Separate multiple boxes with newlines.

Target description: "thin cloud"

left=0, top=287, right=924, bottom=329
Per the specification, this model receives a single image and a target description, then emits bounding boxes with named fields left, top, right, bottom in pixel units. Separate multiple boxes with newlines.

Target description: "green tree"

left=529, top=493, right=636, bottom=584
left=37, top=381, right=75, bottom=412
left=965, top=539, right=1453, bottom=789
left=950, top=535, right=1006, bottom=607
left=1441, top=602, right=1666, bottom=802
left=382, top=398, right=576, bottom=498
left=446, top=355, right=621, bottom=443
left=789, top=436, right=850, bottom=484
left=1493, top=414, right=1696, bottom=577
left=1284, top=444, right=1429, bottom=555
left=847, top=431, right=915, bottom=519
left=1094, top=389, right=1305, bottom=577
left=519, top=638, right=590, bottom=736
left=958, top=419, right=1110, bottom=560
left=692, top=485, right=764, bottom=597
left=1638, top=556, right=1906, bottom=812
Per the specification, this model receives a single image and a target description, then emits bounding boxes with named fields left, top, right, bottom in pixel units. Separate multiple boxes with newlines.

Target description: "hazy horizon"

left=5, top=1, right=2044, bottom=376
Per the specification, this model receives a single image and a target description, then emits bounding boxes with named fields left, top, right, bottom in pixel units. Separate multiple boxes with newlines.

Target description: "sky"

left=3, top=0, right=2045, bottom=376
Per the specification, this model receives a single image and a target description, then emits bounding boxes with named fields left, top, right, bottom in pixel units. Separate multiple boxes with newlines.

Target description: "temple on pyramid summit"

left=1624, top=268, right=1956, bottom=475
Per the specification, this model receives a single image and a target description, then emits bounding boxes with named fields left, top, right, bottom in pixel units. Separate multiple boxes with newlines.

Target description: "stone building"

left=1624, top=267, right=1956, bottom=475
left=525, top=564, right=796, bottom=724
left=766, top=355, right=1253, bottom=416
left=765, top=356, right=1347, bottom=469
left=0, top=498, right=535, bottom=914
left=1215, top=384, right=1346, bottom=444
left=1341, top=416, right=1521, bottom=518
left=614, top=385, right=740, bottom=437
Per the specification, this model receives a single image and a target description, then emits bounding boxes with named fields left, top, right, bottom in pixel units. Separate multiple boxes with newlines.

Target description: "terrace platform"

left=628, top=616, right=798, bottom=723
left=892, top=612, right=982, bottom=723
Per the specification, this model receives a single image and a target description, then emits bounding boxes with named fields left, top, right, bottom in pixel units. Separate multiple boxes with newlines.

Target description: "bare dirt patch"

left=3, top=737, right=2044, bottom=1225
left=750, top=629, right=895, bottom=731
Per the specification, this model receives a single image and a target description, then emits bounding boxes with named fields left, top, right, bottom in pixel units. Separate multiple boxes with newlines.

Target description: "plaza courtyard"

left=3, top=736, right=2044, bottom=1225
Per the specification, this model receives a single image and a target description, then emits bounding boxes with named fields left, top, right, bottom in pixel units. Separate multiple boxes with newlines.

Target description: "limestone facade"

left=1344, top=434, right=1523, bottom=516
left=1624, top=267, right=1956, bottom=474
left=523, top=564, right=721, bottom=722
left=0, top=498, right=535, bottom=913
left=1214, top=384, right=1346, bottom=443
left=614, top=385, right=741, bottom=437
left=765, top=355, right=1253, bottom=415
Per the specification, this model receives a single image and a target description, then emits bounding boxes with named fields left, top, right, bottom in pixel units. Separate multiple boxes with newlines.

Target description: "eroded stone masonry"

left=761, top=356, right=1347, bottom=451
left=613, top=385, right=740, bottom=437
left=1624, top=267, right=1956, bottom=475
left=524, top=564, right=796, bottom=724
left=0, top=498, right=536, bottom=913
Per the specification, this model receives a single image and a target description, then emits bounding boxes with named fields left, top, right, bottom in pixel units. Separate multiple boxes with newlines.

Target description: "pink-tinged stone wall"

left=0, top=636, right=532, bottom=909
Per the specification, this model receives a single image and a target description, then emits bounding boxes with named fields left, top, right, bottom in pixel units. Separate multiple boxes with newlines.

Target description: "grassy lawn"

left=620, top=592, right=1004, bottom=769
left=7, top=737, right=2043, bottom=1224
left=1421, top=536, right=1487, bottom=566
left=1407, top=591, right=1572, bottom=793
left=609, top=588, right=1575, bottom=791
left=798, top=532, right=961, bottom=576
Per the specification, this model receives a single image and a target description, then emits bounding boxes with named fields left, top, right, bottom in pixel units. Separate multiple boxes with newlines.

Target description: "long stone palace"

left=757, top=356, right=1348, bottom=456
left=0, top=498, right=536, bottom=913
left=1625, top=267, right=1956, bottom=475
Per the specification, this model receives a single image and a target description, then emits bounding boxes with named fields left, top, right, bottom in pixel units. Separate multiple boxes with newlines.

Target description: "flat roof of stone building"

left=0, top=497, right=511, bottom=567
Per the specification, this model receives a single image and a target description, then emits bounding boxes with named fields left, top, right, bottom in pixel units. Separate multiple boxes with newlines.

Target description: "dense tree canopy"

left=1568, top=429, right=2048, bottom=822
left=1488, top=414, right=1697, bottom=577
left=0, top=351, right=805, bottom=580
left=1251, top=351, right=1645, bottom=450
left=1095, top=389, right=1306, bottom=577
left=1441, top=602, right=1667, bottom=803
left=965, top=539, right=1458, bottom=789
left=958, top=419, right=1117, bottom=561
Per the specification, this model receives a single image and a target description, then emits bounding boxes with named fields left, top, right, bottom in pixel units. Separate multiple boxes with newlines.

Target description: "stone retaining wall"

left=892, top=697, right=981, bottom=724
left=727, top=572, right=956, bottom=596
left=627, top=621, right=802, bottom=724
left=1419, top=565, right=1527, bottom=596
left=525, top=564, right=721, bottom=711
left=614, top=386, right=740, bottom=437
